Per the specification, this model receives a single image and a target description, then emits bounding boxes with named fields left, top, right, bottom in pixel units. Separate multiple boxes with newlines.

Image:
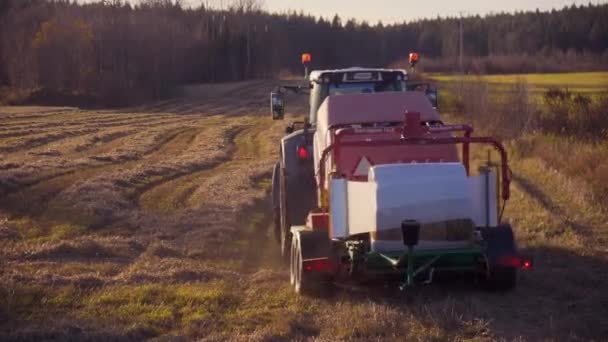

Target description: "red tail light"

left=497, top=255, right=533, bottom=270
left=297, top=145, right=309, bottom=160
left=303, top=258, right=334, bottom=272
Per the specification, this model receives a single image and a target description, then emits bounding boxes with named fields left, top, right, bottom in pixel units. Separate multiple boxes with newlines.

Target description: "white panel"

left=331, top=163, right=494, bottom=241
left=345, top=181, right=377, bottom=235
left=468, top=171, right=498, bottom=227
left=329, top=179, right=348, bottom=238
left=375, top=179, right=473, bottom=230
left=371, top=163, right=474, bottom=231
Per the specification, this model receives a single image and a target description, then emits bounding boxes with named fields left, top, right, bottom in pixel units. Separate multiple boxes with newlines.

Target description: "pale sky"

left=259, top=0, right=598, bottom=24
left=103, top=1, right=605, bottom=24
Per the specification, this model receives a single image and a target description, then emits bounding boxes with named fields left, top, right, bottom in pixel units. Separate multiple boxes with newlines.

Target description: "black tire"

left=291, top=234, right=303, bottom=291
left=290, top=237, right=297, bottom=286
left=480, top=224, right=518, bottom=291
left=290, top=231, right=332, bottom=296
left=273, top=208, right=281, bottom=243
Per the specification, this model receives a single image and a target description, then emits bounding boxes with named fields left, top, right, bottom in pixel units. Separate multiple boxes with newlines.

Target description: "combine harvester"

left=270, top=54, right=531, bottom=294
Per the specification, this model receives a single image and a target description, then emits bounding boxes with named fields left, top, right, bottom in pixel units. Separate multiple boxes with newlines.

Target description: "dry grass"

left=443, top=76, right=608, bottom=205
left=437, top=77, right=608, bottom=339
left=1, top=80, right=607, bottom=341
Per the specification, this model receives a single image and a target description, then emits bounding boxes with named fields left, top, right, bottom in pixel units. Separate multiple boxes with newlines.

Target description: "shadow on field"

left=512, top=173, right=598, bottom=243
left=312, top=245, right=608, bottom=341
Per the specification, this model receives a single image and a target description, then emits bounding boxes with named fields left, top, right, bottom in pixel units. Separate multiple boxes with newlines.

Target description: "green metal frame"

left=362, top=244, right=485, bottom=288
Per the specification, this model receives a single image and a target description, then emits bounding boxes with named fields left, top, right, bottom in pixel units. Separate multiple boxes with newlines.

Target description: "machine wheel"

left=273, top=208, right=281, bottom=243
left=290, top=230, right=332, bottom=296
left=480, top=224, right=518, bottom=291
left=290, top=235, right=303, bottom=290
left=289, top=238, right=297, bottom=286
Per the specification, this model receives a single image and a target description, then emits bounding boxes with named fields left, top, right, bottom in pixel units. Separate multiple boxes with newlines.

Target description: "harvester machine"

left=270, top=53, right=531, bottom=295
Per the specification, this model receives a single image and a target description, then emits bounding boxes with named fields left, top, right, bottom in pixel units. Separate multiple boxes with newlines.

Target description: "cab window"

left=309, top=80, right=405, bottom=124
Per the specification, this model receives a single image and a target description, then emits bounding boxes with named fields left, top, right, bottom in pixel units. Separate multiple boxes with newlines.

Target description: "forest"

left=1, top=0, right=607, bottom=106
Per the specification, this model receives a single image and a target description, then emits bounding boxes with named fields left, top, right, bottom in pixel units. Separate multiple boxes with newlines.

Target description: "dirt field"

left=1, top=81, right=607, bottom=341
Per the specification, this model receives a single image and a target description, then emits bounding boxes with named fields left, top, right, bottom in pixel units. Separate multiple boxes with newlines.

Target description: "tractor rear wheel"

left=273, top=207, right=281, bottom=243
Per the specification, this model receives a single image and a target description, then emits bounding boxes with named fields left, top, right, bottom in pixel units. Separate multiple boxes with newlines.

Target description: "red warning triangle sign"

left=352, top=156, right=373, bottom=177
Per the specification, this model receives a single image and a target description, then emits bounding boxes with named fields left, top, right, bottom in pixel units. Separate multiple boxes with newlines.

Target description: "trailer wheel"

left=289, top=236, right=297, bottom=286
left=291, top=234, right=303, bottom=291
left=480, top=224, right=518, bottom=291
left=290, top=230, right=332, bottom=296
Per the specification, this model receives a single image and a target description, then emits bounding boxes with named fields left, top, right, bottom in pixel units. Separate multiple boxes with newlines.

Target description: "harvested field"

left=0, top=80, right=607, bottom=341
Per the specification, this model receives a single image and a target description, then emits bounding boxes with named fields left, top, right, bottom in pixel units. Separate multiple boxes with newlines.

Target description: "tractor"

left=270, top=54, right=531, bottom=294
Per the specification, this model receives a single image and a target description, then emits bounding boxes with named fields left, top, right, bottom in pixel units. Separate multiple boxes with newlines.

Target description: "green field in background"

left=428, top=72, right=608, bottom=93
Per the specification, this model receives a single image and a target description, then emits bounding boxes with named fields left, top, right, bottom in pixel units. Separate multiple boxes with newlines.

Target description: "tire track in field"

left=0, top=110, right=181, bottom=131
left=137, top=114, right=272, bottom=214
left=0, top=112, right=143, bottom=130
left=0, top=108, right=76, bottom=122
left=135, top=125, right=244, bottom=213
left=0, top=114, right=188, bottom=144
left=0, top=117, right=197, bottom=158
left=131, top=98, right=183, bottom=113
left=148, top=80, right=270, bottom=115
left=0, top=118, right=187, bottom=169
left=0, top=124, right=207, bottom=204
left=194, top=82, right=270, bottom=115
left=133, top=82, right=275, bottom=213
left=0, top=128, right=100, bottom=153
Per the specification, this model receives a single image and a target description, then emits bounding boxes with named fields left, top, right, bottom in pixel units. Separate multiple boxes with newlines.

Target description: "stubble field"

left=0, top=80, right=607, bottom=341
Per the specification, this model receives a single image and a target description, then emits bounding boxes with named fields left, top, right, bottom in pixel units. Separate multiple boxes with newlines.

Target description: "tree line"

left=0, top=0, right=606, bottom=106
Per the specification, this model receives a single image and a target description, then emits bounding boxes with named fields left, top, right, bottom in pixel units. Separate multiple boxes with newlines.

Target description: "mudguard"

left=275, top=128, right=316, bottom=226
left=480, top=224, right=518, bottom=265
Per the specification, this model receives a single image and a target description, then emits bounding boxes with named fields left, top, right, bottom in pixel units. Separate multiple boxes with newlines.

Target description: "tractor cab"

left=270, top=55, right=438, bottom=123
left=308, top=68, right=414, bottom=124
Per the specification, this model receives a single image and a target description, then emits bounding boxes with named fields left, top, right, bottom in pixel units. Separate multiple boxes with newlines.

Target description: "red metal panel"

left=307, top=213, right=329, bottom=231
left=317, top=121, right=512, bottom=210
left=335, top=138, right=459, bottom=181
left=331, top=119, right=460, bottom=181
